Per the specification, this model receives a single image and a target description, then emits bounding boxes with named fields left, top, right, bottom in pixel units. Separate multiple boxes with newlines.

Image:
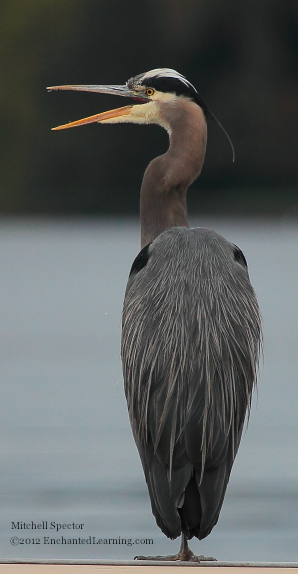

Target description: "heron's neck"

left=140, top=99, right=207, bottom=248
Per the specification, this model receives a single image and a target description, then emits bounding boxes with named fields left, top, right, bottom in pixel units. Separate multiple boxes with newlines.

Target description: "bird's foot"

left=134, top=550, right=216, bottom=562
left=135, top=533, right=216, bottom=562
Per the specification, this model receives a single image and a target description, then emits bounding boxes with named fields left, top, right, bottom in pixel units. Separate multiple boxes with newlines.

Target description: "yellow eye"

left=146, top=88, right=154, bottom=96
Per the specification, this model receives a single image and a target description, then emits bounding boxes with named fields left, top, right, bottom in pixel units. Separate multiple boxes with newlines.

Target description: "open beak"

left=47, top=84, right=149, bottom=130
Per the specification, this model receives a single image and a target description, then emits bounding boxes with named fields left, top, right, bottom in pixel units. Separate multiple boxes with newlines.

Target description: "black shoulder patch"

left=129, top=243, right=152, bottom=277
left=233, top=245, right=247, bottom=268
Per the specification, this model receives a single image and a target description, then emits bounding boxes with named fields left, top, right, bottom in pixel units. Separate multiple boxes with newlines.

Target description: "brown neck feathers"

left=140, top=98, right=207, bottom=248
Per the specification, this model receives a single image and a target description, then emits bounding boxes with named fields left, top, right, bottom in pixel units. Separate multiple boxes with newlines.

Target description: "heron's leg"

left=178, top=534, right=216, bottom=562
left=135, top=533, right=216, bottom=562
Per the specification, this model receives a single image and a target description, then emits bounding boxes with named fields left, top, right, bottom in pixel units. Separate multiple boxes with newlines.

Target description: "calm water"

left=0, top=216, right=297, bottom=561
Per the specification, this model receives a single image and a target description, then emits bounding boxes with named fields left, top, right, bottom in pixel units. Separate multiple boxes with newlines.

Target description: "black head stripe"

left=142, top=76, right=195, bottom=97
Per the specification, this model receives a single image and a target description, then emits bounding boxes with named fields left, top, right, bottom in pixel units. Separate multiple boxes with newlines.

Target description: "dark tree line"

left=0, top=0, right=297, bottom=215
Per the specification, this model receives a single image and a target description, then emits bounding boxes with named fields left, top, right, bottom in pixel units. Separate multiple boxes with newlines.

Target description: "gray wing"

left=122, top=227, right=261, bottom=540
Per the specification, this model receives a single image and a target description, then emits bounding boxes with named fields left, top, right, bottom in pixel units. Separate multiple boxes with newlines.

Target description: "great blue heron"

left=48, top=68, right=262, bottom=562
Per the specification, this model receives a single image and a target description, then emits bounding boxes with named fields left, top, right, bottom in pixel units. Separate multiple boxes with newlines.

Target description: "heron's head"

left=48, top=68, right=205, bottom=131
left=48, top=68, right=234, bottom=159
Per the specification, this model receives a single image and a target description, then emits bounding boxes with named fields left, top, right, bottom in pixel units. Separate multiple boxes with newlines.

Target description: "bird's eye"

left=146, top=88, right=154, bottom=96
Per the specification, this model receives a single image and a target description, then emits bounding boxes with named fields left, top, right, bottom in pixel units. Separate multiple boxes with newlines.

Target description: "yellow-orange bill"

left=51, top=104, right=133, bottom=130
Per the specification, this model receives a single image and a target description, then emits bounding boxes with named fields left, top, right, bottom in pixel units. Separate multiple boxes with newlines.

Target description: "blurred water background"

left=0, top=216, right=297, bottom=562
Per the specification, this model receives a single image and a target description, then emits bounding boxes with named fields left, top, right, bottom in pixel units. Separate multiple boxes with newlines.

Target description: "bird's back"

left=122, top=227, right=261, bottom=540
